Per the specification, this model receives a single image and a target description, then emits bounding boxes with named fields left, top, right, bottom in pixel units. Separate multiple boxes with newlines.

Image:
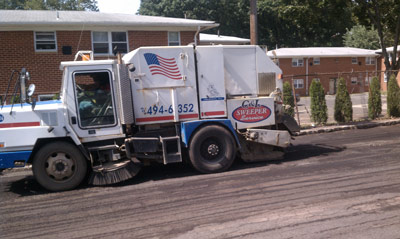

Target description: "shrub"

left=283, top=81, right=295, bottom=117
left=310, top=79, right=328, bottom=124
left=52, top=93, right=60, bottom=100
left=11, top=94, right=21, bottom=104
left=334, top=77, right=353, bottom=123
left=368, top=76, right=382, bottom=119
left=387, top=74, right=400, bottom=117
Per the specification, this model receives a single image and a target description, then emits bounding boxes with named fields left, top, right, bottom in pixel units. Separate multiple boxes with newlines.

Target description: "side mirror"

left=25, top=71, right=31, bottom=81
left=128, top=64, right=136, bottom=72
left=113, top=45, right=119, bottom=56
left=27, top=84, right=35, bottom=97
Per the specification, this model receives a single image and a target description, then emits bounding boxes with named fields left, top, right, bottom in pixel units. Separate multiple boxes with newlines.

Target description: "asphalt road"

left=1, top=125, right=400, bottom=239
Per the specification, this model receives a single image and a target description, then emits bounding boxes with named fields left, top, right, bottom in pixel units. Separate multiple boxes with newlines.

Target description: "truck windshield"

left=74, top=71, right=116, bottom=128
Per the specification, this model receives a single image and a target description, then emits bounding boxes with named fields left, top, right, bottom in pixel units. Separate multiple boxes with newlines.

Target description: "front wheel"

left=32, top=142, right=87, bottom=191
left=188, top=125, right=236, bottom=173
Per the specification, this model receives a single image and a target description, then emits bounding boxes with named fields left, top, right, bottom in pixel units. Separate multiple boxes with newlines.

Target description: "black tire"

left=188, top=125, right=236, bottom=173
left=32, top=142, right=87, bottom=191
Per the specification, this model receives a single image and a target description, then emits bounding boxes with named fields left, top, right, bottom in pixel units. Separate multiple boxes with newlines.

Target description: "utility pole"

left=250, top=0, right=258, bottom=45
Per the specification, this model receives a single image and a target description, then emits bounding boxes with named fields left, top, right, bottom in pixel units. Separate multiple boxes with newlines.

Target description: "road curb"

left=296, top=118, right=400, bottom=136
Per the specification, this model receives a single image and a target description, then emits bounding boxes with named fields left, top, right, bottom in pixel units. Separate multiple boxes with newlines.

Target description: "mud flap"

left=278, top=114, right=300, bottom=135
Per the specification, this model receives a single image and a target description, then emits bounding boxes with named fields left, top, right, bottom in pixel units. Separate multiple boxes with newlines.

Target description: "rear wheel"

left=188, top=125, right=236, bottom=173
left=32, top=142, right=87, bottom=191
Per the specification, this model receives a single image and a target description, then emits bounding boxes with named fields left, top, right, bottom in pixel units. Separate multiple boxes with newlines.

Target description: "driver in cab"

left=76, top=72, right=112, bottom=126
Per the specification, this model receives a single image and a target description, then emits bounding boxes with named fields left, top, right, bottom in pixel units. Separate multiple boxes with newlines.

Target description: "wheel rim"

left=200, top=137, right=224, bottom=162
left=45, top=152, right=75, bottom=181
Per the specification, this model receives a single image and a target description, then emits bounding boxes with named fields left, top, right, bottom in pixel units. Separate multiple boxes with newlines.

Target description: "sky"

left=97, top=0, right=141, bottom=14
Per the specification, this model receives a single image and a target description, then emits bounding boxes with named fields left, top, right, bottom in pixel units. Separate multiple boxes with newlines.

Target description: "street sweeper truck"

left=0, top=45, right=300, bottom=191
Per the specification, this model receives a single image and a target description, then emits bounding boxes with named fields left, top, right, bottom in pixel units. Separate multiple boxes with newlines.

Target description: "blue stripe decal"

left=200, top=97, right=225, bottom=101
left=180, top=119, right=240, bottom=149
left=0, top=151, right=32, bottom=168
left=1, top=100, right=61, bottom=108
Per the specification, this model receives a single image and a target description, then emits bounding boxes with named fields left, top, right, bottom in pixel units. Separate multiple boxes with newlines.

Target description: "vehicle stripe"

left=1, top=100, right=61, bottom=108
left=179, top=114, right=198, bottom=120
left=135, top=116, right=174, bottom=122
left=136, top=114, right=199, bottom=123
left=201, top=111, right=226, bottom=116
left=0, top=151, right=32, bottom=168
left=0, top=122, right=41, bottom=128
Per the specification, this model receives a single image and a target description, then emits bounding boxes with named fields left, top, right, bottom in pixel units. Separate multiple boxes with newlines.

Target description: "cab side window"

left=74, top=71, right=116, bottom=128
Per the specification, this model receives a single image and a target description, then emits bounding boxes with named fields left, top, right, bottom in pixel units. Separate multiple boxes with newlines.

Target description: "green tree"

left=1, top=0, right=25, bottom=9
left=139, top=0, right=249, bottom=38
left=387, top=74, right=400, bottom=117
left=1, top=0, right=98, bottom=11
left=282, top=81, right=294, bottom=117
left=139, top=0, right=355, bottom=49
left=334, top=78, right=353, bottom=123
left=353, top=0, right=400, bottom=77
left=310, top=79, right=328, bottom=124
left=258, top=0, right=354, bottom=48
left=343, top=25, right=380, bottom=50
left=368, top=76, right=382, bottom=119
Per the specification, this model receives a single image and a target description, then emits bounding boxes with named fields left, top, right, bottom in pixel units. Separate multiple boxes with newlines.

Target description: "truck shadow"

left=5, top=175, right=48, bottom=196
left=230, top=143, right=345, bottom=170
left=7, top=143, right=344, bottom=196
left=283, top=143, right=345, bottom=162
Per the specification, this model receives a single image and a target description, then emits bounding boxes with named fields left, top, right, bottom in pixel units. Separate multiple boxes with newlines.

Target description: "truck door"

left=66, top=65, right=124, bottom=140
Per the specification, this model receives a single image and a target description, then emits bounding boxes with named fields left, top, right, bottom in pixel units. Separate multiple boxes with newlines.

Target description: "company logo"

left=0, top=114, right=4, bottom=123
left=144, top=53, right=182, bottom=80
left=232, top=100, right=271, bottom=123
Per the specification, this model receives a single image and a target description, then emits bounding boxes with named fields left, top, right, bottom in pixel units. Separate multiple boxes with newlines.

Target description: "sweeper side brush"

left=89, top=159, right=141, bottom=185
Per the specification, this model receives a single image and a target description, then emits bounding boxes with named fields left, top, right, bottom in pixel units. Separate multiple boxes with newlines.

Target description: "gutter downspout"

left=194, top=26, right=201, bottom=46
left=375, top=55, right=378, bottom=85
left=306, top=58, right=309, bottom=95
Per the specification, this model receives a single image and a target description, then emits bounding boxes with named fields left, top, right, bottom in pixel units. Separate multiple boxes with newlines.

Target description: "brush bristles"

left=89, top=161, right=141, bottom=186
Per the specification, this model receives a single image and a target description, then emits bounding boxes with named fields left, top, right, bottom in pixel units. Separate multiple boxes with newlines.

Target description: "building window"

left=351, top=77, right=358, bottom=85
left=352, top=57, right=358, bottom=64
left=35, top=32, right=57, bottom=51
left=38, top=94, right=56, bottom=101
left=365, top=76, right=373, bottom=85
left=384, top=73, right=388, bottom=83
left=292, top=58, right=304, bottom=67
left=365, top=57, right=376, bottom=65
left=92, top=31, right=128, bottom=55
left=168, top=32, right=180, bottom=46
left=294, top=79, right=304, bottom=89
left=313, top=58, right=320, bottom=65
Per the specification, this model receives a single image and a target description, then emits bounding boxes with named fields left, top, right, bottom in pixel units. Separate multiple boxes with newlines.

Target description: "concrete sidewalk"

left=293, top=92, right=400, bottom=135
left=295, top=92, right=387, bottom=126
left=297, top=118, right=400, bottom=136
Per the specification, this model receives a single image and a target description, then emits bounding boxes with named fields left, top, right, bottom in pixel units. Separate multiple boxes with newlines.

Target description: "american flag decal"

left=144, top=53, right=182, bottom=80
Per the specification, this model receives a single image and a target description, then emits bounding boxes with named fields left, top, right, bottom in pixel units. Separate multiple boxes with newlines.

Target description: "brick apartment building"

left=199, top=33, right=250, bottom=45
left=267, top=47, right=380, bottom=96
left=377, top=46, right=400, bottom=91
left=0, top=10, right=218, bottom=102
